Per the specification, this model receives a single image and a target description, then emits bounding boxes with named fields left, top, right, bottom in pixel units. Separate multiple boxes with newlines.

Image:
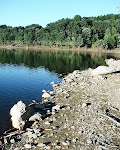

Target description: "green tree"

left=104, top=28, right=115, bottom=49
left=82, top=28, right=92, bottom=47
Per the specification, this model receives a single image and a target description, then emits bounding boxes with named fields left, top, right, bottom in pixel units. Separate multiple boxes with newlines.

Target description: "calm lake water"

left=0, top=49, right=120, bottom=135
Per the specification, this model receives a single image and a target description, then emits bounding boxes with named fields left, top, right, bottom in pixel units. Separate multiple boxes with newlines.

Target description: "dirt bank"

left=0, top=61, right=120, bottom=150
left=0, top=45, right=120, bottom=54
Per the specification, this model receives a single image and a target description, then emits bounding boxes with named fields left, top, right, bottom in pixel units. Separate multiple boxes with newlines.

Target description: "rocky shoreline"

left=0, top=59, right=120, bottom=150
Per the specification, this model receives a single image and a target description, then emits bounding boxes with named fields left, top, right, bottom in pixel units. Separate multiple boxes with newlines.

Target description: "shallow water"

left=0, top=49, right=120, bottom=135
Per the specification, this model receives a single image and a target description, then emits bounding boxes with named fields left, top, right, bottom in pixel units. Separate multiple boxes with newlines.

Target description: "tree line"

left=0, top=14, right=120, bottom=49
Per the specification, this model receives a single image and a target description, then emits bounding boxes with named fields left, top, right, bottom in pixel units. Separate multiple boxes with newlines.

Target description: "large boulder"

left=106, top=58, right=120, bottom=72
left=10, top=101, right=34, bottom=130
left=91, top=66, right=114, bottom=76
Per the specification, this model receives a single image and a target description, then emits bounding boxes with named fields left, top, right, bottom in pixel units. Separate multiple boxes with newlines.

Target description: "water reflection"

left=0, top=49, right=120, bottom=76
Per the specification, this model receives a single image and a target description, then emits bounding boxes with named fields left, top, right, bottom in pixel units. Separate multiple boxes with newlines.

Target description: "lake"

left=0, top=48, right=120, bottom=135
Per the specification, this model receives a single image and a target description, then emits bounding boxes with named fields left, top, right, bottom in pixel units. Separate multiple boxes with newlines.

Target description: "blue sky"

left=0, top=0, right=119, bottom=27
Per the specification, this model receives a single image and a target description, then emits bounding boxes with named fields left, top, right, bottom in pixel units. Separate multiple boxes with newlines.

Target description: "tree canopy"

left=0, top=14, right=120, bottom=49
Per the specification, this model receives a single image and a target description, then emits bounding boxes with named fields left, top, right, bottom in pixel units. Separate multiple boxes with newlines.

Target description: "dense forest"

left=0, top=14, right=120, bottom=49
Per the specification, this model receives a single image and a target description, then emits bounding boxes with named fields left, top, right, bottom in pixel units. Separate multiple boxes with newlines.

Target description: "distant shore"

left=0, top=45, right=120, bottom=54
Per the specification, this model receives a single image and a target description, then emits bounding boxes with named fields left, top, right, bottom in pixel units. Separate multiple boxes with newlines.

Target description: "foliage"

left=0, top=14, right=120, bottom=49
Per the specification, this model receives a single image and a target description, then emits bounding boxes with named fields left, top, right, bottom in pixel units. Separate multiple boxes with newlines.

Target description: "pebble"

left=61, top=141, right=70, bottom=146
left=45, top=121, right=51, bottom=125
left=52, top=105, right=60, bottom=111
left=10, top=138, right=15, bottom=143
left=37, top=143, right=46, bottom=147
left=24, top=143, right=32, bottom=149
left=86, top=139, right=92, bottom=144
left=82, top=103, right=87, bottom=108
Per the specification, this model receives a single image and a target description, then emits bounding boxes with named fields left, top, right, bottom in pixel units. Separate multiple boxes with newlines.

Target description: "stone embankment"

left=0, top=58, right=120, bottom=150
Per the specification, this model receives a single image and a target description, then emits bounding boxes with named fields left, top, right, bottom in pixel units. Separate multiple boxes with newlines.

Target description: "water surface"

left=0, top=49, right=120, bottom=135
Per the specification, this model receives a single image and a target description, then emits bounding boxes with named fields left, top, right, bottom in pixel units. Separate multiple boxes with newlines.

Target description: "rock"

left=52, top=105, right=60, bottom=111
left=82, top=103, right=87, bottom=108
left=10, top=101, right=26, bottom=129
left=50, top=81, right=55, bottom=85
left=61, top=141, right=70, bottom=146
left=106, top=58, right=120, bottom=71
left=24, top=143, right=32, bottom=149
left=14, top=148, right=21, bottom=150
left=91, top=66, right=114, bottom=76
left=45, top=121, right=51, bottom=125
left=37, top=143, right=46, bottom=147
left=86, top=139, right=92, bottom=144
left=32, top=133, right=37, bottom=139
left=42, top=92, right=50, bottom=99
left=10, top=138, right=15, bottom=143
left=45, top=146, right=51, bottom=149
left=29, top=112, right=42, bottom=121
left=4, top=138, right=8, bottom=144
left=32, top=100, right=36, bottom=103
left=42, top=89, right=46, bottom=93
left=49, top=91, right=54, bottom=96
left=73, top=70, right=80, bottom=75
left=10, top=101, right=34, bottom=130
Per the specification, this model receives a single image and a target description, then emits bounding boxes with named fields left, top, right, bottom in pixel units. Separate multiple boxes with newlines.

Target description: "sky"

left=0, top=0, right=119, bottom=27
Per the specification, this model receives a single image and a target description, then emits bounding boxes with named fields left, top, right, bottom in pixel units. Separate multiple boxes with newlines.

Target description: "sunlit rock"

left=106, top=58, right=120, bottom=71
left=10, top=101, right=34, bottom=130
left=91, top=66, right=114, bottom=75
left=42, top=92, right=50, bottom=99
left=29, top=112, right=42, bottom=122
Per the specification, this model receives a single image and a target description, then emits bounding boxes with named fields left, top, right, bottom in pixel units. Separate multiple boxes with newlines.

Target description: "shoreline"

left=0, top=59, right=120, bottom=149
left=0, top=45, right=120, bottom=54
